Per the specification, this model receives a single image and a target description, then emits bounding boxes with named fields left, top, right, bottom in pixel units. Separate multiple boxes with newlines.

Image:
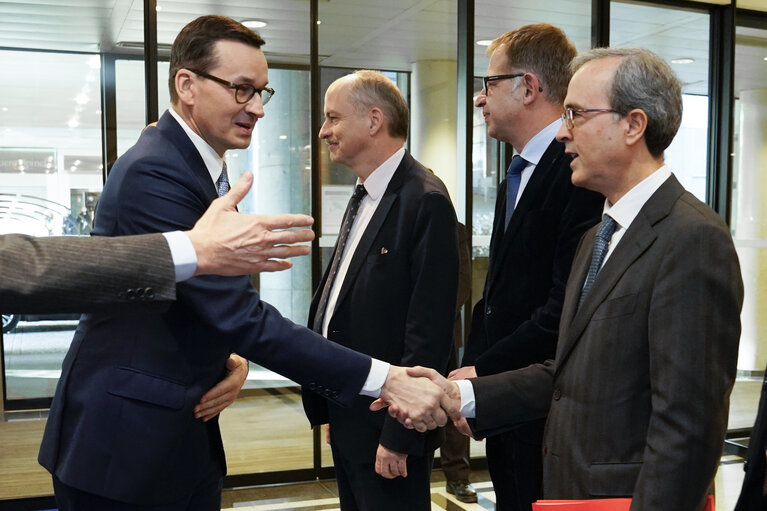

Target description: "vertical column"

left=734, top=88, right=767, bottom=372
left=410, top=59, right=458, bottom=205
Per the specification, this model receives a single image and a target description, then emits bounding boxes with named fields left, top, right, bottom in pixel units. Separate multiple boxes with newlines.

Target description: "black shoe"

left=446, top=479, right=478, bottom=503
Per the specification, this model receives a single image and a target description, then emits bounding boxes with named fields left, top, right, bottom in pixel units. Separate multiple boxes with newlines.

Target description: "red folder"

left=532, top=495, right=714, bottom=510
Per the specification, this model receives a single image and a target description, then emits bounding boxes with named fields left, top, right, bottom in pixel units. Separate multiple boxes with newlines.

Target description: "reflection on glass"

left=0, top=49, right=103, bottom=402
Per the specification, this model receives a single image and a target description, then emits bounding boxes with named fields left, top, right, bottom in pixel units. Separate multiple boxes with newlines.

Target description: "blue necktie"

left=578, top=215, right=618, bottom=309
left=505, top=155, right=528, bottom=229
left=216, top=163, right=230, bottom=197
left=312, top=184, right=368, bottom=332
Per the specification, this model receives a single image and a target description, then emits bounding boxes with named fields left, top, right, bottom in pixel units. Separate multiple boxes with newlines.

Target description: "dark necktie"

left=312, top=184, right=368, bottom=333
left=216, top=163, right=230, bottom=197
left=578, top=215, right=617, bottom=309
left=505, top=155, right=528, bottom=229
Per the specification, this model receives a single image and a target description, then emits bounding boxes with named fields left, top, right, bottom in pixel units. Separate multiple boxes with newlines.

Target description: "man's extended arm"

left=0, top=172, right=314, bottom=314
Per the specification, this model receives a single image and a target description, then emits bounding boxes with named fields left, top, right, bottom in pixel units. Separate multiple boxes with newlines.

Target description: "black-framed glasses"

left=482, top=73, right=524, bottom=93
left=561, top=107, right=621, bottom=129
left=188, top=69, right=275, bottom=105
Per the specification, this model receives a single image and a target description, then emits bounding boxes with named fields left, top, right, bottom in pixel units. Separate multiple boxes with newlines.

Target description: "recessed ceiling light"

left=279, top=135, right=287, bottom=140
left=477, top=39, right=492, bottom=47
left=1, top=107, right=7, bottom=112
left=672, top=57, right=694, bottom=65
left=242, top=19, right=268, bottom=29
left=763, top=56, right=767, bottom=62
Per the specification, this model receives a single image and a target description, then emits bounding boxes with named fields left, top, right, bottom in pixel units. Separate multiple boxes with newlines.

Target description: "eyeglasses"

left=482, top=73, right=524, bottom=93
left=188, top=69, right=275, bottom=105
left=561, top=107, right=621, bottom=129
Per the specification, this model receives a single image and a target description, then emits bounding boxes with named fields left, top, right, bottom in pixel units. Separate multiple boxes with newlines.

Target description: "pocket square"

left=380, top=247, right=388, bottom=254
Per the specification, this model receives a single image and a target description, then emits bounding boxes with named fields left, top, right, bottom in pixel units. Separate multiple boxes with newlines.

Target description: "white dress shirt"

left=456, top=160, right=673, bottom=418
left=320, top=146, right=406, bottom=394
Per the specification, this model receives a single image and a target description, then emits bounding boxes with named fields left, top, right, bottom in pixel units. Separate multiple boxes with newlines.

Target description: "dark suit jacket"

left=1, top=233, right=175, bottom=313
left=471, top=175, right=743, bottom=510
left=301, top=151, right=459, bottom=463
left=735, top=370, right=767, bottom=510
left=38, top=111, right=372, bottom=505
left=462, top=139, right=602, bottom=443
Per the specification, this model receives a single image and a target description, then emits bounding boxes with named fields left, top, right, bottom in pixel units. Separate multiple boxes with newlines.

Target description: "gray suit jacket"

left=471, top=175, right=743, bottom=510
left=1, top=233, right=175, bottom=313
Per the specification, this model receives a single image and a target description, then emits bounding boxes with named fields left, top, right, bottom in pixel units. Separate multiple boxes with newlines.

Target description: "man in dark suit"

left=1, top=171, right=314, bottom=313
left=735, top=369, right=767, bottom=510
left=301, top=71, right=459, bottom=510
left=448, top=24, right=602, bottom=510
left=38, top=16, right=454, bottom=510
left=405, top=47, right=743, bottom=510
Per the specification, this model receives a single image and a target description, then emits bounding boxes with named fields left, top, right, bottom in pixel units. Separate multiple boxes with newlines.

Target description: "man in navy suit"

left=301, top=71, right=459, bottom=510
left=38, top=16, right=454, bottom=510
left=449, top=24, right=602, bottom=510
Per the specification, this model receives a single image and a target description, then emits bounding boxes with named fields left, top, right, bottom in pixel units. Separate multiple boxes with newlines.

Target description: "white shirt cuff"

left=163, top=231, right=197, bottom=282
left=359, top=359, right=390, bottom=398
left=455, top=379, right=476, bottom=418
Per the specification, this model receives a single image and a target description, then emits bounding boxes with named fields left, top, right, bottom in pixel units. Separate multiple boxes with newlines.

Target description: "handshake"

left=371, top=366, right=466, bottom=433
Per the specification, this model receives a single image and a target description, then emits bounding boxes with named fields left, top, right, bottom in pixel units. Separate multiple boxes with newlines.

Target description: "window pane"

left=611, top=0, right=710, bottom=201
left=0, top=50, right=103, bottom=403
left=731, top=24, right=767, bottom=380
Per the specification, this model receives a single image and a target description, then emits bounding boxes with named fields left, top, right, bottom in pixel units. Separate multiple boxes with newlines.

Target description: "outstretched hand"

left=188, top=171, right=315, bottom=276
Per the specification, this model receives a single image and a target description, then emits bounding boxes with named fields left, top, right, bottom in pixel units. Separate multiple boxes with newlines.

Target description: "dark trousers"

left=52, top=467, right=223, bottom=511
left=331, top=443, right=434, bottom=511
left=441, top=421, right=471, bottom=481
left=486, top=429, right=543, bottom=511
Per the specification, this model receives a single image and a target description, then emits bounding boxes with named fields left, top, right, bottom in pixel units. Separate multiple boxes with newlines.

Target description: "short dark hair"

left=168, top=15, right=265, bottom=103
left=488, top=23, right=576, bottom=105
left=570, top=47, right=682, bottom=158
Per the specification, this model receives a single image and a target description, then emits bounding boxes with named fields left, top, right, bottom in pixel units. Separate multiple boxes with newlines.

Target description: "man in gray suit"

left=394, top=47, right=743, bottom=510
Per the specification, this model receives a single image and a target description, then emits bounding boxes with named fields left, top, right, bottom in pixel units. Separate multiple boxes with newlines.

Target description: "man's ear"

left=521, top=73, right=542, bottom=105
left=175, top=69, right=195, bottom=106
left=369, top=107, right=384, bottom=136
left=624, top=108, right=648, bottom=147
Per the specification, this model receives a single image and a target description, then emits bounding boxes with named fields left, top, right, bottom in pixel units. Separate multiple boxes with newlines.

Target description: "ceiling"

left=0, top=0, right=765, bottom=134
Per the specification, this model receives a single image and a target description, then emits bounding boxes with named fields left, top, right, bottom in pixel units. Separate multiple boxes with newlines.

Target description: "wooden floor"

left=0, top=378, right=761, bottom=509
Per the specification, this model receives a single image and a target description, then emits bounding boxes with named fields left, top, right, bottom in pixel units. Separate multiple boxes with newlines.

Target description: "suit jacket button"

left=126, top=289, right=136, bottom=300
left=486, top=306, right=492, bottom=315
left=146, top=288, right=155, bottom=299
left=552, top=388, right=561, bottom=400
left=136, top=288, right=146, bottom=299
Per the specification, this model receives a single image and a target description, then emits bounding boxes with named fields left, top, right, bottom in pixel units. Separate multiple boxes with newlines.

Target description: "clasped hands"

left=370, top=366, right=464, bottom=433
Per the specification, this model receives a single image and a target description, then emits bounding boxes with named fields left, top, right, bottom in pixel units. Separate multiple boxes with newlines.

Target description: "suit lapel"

left=156, top=111, right=218, bottom=205
left=486, top=140, right=566, bottom=296
left=556, top=175, right=685, bottom=369
left=331, top=153, right=410, bottom=316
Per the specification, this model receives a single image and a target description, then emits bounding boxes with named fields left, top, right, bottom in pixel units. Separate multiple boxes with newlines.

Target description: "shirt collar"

left=168, top=107, right=226, bottom=185
left=358, top=146, right=405, bottom=200
left=518, top=118, right=562, bottom=165
left=603, top=165, right=672, bottom=230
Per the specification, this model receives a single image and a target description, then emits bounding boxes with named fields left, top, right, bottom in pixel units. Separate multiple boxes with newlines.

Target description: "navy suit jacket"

left=301, top=152, right=459, bottom=462
left=39, top=111, right=371, bottom=505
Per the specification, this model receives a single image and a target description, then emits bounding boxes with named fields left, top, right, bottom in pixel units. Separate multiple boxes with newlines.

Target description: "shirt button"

left=552, top=389, right=561, bottom=400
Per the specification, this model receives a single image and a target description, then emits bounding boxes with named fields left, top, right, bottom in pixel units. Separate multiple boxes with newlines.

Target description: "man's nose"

left=474, top=91, right=486, bottom=108
left=244, top=94, right=265, bottom=118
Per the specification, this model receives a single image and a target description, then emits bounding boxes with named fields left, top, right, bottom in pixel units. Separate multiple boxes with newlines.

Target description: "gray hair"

left=570, top=47, right=682, bottom=158
left=346, top=70, right=409, bottom=140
